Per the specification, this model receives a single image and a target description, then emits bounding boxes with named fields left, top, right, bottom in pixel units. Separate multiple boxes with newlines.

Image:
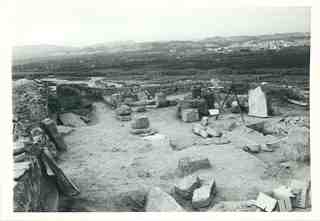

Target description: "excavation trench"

left=56, top=101, right=310, bottom=211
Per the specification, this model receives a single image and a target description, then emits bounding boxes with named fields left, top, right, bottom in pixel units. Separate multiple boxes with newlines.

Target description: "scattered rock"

left=174, top=175, right=201, bottom=199
left=177, top=156, right=211, bottom=177
left=273, top=186, right=294, bottom=211
left=59, top=113, right=86, bottom=127
left=14, top=153, right=26, bottom=163
left=169, top=137, right=194, bottom=151
left=290, top=179, right=311, bottom=209
left=200, top=116, right=209, bottom=126
left=209, top=201, right=257, bottom=212
left=14, top=161, right=30, bottom=181
left=57, top=125, right=75, bottom=136
left=116, top=104, right=132, bottom=116
left=116, top=190, right=147, bottom=212
left=261, top=144, right=274, bottom=152
left=131, top=116, right=150, bottom=129
left=282, top=127, right=310, bottom=162
left=133, top=106, right=147, bottom=113
left=254, top=192, right=277, bottom=212
left=137, top=170, right=152, bottom=178
left=181, top=108, right=200, bottom=122
left=242, top=144, right=261, bottom=153
left=211, top=120, right=238, bottom=132
left=130, top=128, right=158, bottom=137
left=211, top=136, right=231, bottom=145
left=192, top=124, right=208, bottom=138
left=206, top=127, right=222, bottom=137
left=116, top=115, right=132, bottom=121
left=80, top=115, right=90, bottom=123
left=146, top=187, right=184, bottom=211
left=192, top=177, right=216, bottom=209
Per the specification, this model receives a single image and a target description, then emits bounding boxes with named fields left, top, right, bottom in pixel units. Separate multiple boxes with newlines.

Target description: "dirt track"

left=58, top=102, right=310, bottom=211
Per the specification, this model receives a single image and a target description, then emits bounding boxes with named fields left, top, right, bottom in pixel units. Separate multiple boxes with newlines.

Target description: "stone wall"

left=13, top=79, right=48, bottom=140
left=13, top=79, right=58, bottom=211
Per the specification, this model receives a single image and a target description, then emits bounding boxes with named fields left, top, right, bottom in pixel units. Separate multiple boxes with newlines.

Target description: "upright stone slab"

left=248, top=86, right=268, bottom=118
left=146, top=187, right=184, bottom=211
left=41, top=118, right=67, bottom=151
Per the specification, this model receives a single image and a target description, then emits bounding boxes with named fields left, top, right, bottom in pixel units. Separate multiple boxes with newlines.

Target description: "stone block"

left=131, top=116, right=150, bottom=129
left=174, top=175, right=201, bottom=199
left=146, top=187, right=184, bottom=211
left=177, top=156, right=211, bottom=177
left=182, top=109, right=199, bottom=123
left=192, top=177, right=216, bottom=209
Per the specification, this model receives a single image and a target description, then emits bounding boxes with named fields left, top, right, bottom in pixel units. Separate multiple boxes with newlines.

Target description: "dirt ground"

left=58, top=100, right=310, bottom=211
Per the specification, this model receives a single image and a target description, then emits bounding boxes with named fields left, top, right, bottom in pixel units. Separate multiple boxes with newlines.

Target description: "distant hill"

left=12, top=45, right=77, bottom=61
left=12, top=32, right=310, bottom=67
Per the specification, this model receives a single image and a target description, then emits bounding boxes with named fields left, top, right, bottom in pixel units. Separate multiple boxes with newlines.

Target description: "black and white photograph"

left=1, top=1, right=319, bottom=220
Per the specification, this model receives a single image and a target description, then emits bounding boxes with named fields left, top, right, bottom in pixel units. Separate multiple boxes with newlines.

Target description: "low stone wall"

left=13, top=79, right=48, bottom=139
left=13, top=79, right=58, bottom=211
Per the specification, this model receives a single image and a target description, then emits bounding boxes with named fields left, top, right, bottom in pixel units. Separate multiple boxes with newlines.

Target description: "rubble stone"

left=59, top=113, right=86, bottom=127
left=192, top=124, right=208, bottom=138
left=290, top=179, right=310, bottom=209
left=146, top=187, right=184, bottom=211
left=200, top=116, right=209, bottom=126
left=116, top=104, right=132, bottom=116
left=117, top=115, right=132, bottom=121
left=209, top=201, right=257, bottom=212
left=57, top=125, right=75, bottom=136
left=192, top=177, right=216, bottom=209
left=169, top=138, right=194, bottom=151
left=116, top=189, right=147, bottom=212
left=255, top=192, right=277, bottom=212
left=133, top=106, right=147, bottom=113
left=177, top=156, right=211, bottom=177
left=242, top=144, right=261, bottom=153
left=273, top=186, right=294, bottom=211
left=174, top=175, right=201, bottom=199
left=207, top=127, right=222, bottom=137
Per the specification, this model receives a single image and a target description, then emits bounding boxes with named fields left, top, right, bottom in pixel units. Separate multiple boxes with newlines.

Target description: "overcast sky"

left=11, top=1, right=310, bottom=46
